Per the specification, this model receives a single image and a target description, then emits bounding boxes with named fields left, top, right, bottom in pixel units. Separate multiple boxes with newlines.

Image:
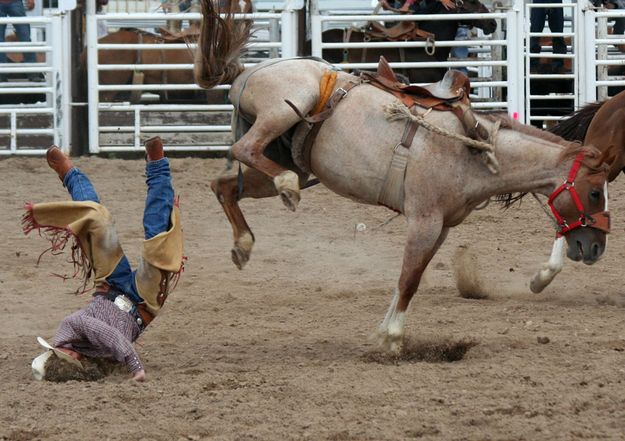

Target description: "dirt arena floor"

left=1, top=156, right=625, bottom=441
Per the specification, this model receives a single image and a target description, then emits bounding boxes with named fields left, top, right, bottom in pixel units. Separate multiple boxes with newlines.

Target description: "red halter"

left=548, top=152, right=611, bottom=238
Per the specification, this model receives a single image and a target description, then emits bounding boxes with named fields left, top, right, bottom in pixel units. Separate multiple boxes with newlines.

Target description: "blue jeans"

left=63, top=159, right=174, bottom=304
left=529, top=0, right=566, bottom=69
left=0, top=0, right=36, bottom=64
left=450, top=26, right=469, bottom=75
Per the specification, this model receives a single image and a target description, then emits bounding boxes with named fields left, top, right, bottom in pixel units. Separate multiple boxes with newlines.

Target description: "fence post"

left=51, top=12, right=72, bottom=153
left=86, top=0, right=100, bottom=153
left=310, top=0, right=322, bottom=58
left=577, top=0, right=596, bottom=105
left=506, top=0, right=524, bottom=122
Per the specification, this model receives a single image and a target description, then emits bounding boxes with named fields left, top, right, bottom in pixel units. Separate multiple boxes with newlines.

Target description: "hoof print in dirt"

left=363, top=337, right=479, bottom=364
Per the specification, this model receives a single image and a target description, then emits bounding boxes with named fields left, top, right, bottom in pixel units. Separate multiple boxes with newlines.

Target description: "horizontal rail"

left=334, top=60, right=506, bottom=69
left=0, top=87, right=53, bottom=94
left=0, top=107, right=54, bottom=114
left=98, top=145, right=231, bottom=152
left=321, top=40, right=506, bottom=49
left=0, top=128, right=55, bottom=135
left=0, top=17, right=52, bottom=24
left=97, top=84, right=205, bottom=91
left=0, top=46, right=52, bottom=53
left=99, top=125, right=232, bottom=132
left=96, top=41, right=282, bottom=50
left=317, top=13, right=506, bottom=21
left=0, top=149, right=49, bottom=156
left=528, top=94, right=574, bottom=99
left=97, top=104, right=234, bottom=111
left=97, top=12, right=280, bottom=20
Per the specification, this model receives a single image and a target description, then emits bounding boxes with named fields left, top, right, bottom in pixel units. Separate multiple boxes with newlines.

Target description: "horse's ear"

left=596, top=143, right=618, bottom=169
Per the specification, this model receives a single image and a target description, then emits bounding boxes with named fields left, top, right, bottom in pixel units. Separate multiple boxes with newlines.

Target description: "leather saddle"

left=158, top=24, right=200, bottom=42
left=367, top=20, right=434, bottom=42
left=362, top=57, right=489, bottom=140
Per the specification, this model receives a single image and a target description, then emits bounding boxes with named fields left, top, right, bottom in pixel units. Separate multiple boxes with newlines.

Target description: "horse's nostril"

left=591, top=243, right=600, bottom=259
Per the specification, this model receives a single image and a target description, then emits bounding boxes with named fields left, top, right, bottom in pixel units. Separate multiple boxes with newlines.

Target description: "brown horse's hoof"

left=280, top=188, right=300, bottom=212
left=231, top=247, right=249, bottom=270
left=231, top=232, right=254, bottom=270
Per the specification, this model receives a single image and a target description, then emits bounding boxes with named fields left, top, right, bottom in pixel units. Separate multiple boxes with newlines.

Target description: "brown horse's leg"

left=376, top=217, right=448, bottom=352
left=230, top=116, right=306, bottom=212
left=211, top=167, right=278, bottom=269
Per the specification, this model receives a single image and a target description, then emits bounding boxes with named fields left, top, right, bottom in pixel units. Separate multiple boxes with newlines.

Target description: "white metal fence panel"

left=85, top=1, right=302, bottom=154
left=0, top=13, right=70, bottom=155
left=310, top=0, right=516, bottom=118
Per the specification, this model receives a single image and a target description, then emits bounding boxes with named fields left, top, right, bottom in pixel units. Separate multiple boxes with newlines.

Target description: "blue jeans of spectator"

left=63, top=159, right=174, bottom=304
left=529, top=0, right=566, bottom=69
left=450, top=26, right=469, bottom=75
left=0, top=0, right=36, bottom=64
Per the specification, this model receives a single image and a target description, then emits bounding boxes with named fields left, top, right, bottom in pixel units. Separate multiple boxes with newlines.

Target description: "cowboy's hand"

left=440, top=0, right=455, bottom=9
left=26, top=0, right=35, bottom=10
left=132, top=369, right=146, bottom=382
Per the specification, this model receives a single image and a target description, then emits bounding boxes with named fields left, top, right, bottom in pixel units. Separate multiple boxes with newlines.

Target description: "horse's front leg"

left=529, top=236, right=566, bottom=293
left=376, top=216, right=448, bottom=353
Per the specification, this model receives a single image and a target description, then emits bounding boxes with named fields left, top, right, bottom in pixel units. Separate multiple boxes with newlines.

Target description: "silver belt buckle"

left=113, top=295, right=133, bottom=313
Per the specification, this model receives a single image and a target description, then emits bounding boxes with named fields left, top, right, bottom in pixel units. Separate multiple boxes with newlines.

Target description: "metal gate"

left=84, top=1, right=303, bottom=154
left=0, top=12, right=70, bottom=154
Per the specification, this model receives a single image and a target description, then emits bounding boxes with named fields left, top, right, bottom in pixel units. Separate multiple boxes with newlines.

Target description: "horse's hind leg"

left=212, top=164, right=304, bottom=269
left=231, top=111, right=314, bottom=212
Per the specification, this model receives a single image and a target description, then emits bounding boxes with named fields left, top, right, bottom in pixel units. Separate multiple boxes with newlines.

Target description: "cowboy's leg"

left=143, top=157, right=174, bottom=239
left=64, top=168, right=101, bottom=203
left=529, top=1, right=547, bottom=62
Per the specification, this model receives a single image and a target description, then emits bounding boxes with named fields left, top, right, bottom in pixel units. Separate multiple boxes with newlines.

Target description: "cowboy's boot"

left=145, top=136, right=164, bottom=162
left=46, top=146, right=73, bottom=181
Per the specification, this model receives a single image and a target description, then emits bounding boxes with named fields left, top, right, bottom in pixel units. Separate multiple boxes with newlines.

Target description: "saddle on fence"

left=366, top=20, right=434, bottom=42
left=158, top=23, right=201, bottom=42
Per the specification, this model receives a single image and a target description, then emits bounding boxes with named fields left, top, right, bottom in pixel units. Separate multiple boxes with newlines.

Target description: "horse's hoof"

left=280, top=189, right=300, bottom=212
left=529, top=275, right=547, bottom=294
left=231, top=232, right=254, bottom=270
left=372, top=329, right=403, bottom=355
left=231, top=247, right=249, bottom=270
left=274, top=171, right=300, bottom=212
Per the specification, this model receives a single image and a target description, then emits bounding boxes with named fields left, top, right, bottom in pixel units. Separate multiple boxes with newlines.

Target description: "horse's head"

left=551, top=147, right=613, bottom=264
left=453, top=0, right=498, bottom=35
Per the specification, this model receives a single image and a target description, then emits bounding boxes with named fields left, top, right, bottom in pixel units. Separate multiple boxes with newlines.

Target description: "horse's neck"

left=485, top=125, right=568, bottom=198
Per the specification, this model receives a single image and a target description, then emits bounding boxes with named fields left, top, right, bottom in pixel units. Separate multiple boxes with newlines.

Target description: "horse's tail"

left=194, top=0, right=251, bottom=89
left=548, top=101, right=606, bottom=142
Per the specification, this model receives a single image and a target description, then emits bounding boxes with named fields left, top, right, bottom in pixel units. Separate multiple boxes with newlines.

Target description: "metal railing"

left=85, top=2, right=302, bottom=153
left=0, top=13, right=70, bottom=154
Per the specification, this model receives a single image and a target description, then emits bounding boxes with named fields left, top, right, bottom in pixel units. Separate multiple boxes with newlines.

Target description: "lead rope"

left=384, top=101, right=500, bottom=174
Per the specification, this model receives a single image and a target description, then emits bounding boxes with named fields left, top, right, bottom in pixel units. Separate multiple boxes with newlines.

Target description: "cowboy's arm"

left=53, top=310, right=145, bottom=376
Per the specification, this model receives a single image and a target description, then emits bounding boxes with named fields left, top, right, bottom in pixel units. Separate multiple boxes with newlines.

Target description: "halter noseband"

left=548, top=152, right=611, bottom=238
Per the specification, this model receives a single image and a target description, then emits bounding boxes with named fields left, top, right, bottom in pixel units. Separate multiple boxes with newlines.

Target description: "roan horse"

left=318, top=0, right=497, bottom=83
left=195, top=0, right=614, bottom=351
left=529, top=90, right=625, bottom=293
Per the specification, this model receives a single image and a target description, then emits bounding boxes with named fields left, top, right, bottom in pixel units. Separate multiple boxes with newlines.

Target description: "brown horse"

left=195, top=0, right=614, bottom=351
left=529, top=90, right=625, bottom=293
left=85, top=0, right=252, bottom=103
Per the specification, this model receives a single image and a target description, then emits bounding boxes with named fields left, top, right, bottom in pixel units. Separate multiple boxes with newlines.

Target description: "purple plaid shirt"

left=53, top=296, right=143, bottom=374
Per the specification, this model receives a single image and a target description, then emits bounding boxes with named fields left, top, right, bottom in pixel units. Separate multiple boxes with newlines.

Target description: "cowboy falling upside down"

left=24, top=137, right=184, bottom=382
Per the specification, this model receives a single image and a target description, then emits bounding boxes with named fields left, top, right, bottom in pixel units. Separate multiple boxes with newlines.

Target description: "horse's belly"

left=309, top=88, right=409, bottom=205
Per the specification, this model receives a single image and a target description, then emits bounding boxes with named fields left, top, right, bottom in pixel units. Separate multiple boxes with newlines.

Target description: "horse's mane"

left=476, top=112, right=604, bottom=209
left=548, top=101, right=605, bottom=142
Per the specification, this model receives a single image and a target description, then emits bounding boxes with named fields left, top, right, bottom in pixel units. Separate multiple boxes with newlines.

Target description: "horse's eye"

left=590, top=189, right=602, bottom=201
